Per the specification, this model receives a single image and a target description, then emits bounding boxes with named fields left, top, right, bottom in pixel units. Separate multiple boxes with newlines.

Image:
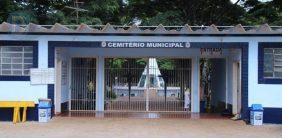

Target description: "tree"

left=9, top=0, right=67, bottom=24
left=242, top=0, right=282, bottom=25
left=0, top=0, right=20, bottom=23
left=83, top=0, right=121, bottom=24
left=125, top=0, right=246, bottom=25
left=0, top=0, right=281, bottom=25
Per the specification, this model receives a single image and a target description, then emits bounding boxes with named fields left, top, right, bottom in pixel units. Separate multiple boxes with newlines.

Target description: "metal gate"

left=70, top=58, right=96, bottom=111
left=105, top=58, right=147, bottom=111
left=104, top=58, right=191, bottom=112
left=149, top=58, right=191, bottom=111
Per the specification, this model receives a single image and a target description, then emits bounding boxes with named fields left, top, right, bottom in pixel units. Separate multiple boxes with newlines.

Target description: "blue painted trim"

left=263, top=108, right=282, bottom=124
left=48, top=41, right=249, bottom=121
left=247, top=107, right=282, bottom=124
left=33, top=44, right=38, bottom=68
left=0, top=40, right=37, bottom=46
left=47, top=44, right=56, bottom=117
left=49, top=41, right=100, bottom=48
left=0, top=40, right=38, bottom=81
left=258, top=42, right=282, bottom=84
left=49, top=41, right=244, bottom=49
left=0, top=76, right=30, bottom=81
left=47, top=84, right=55, bottom=116
left=241, top=46, right=249, bottom=120
left=190, top=42, right=249, bottom=120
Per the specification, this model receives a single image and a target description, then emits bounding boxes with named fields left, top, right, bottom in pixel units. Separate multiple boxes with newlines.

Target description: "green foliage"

left=85, top=0, right=120, bottom=24
left=106, top=90, right=117, bottom=99
left=126, top=0, right=246, bottom=25
left=136, top=58, right=147, bottom=66
left=110, top=58, right=126, bottom=68
left=0, top=0, right=20, bottom=23
left=200, top=59, right=212, bottom=87
left=143, top=11, right=185, bottom=26
left=243, top=0, right=282, bottom=25
left=46, top=11, right=68, bottom=25
left=7, top=11, right=38, bottom=24
left=0, top=0, right=281, bottom=25
left=77, top=17, right=103, bottom=25
left=157, top=59, right=175, bottom=70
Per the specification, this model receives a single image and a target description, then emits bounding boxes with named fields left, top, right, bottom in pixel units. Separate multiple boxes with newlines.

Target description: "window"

left=264, top=48, right=282, bottom=78
left=258, top=42, right=282, bottom=84
left=0, top=46, right=33, bottom=76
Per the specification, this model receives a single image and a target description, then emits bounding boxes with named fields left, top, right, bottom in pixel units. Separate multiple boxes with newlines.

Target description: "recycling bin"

left=38, top=98, right=52, bottom=123
left=250, top=104, right=263, bottom=126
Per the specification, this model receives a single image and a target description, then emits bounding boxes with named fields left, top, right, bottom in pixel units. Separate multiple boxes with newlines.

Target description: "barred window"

left=264, top=48, right=282, bottom=78
left=0, top=46, right=33, bottom=76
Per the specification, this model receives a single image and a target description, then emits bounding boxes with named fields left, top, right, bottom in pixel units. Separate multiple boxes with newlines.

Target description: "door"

left=70, top=58, right=96, bottom=111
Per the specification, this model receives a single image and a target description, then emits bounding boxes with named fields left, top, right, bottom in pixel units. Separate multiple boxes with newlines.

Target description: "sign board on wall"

left=200, top=48, right=222, bottom=57
left=101, top=41, right=191, bottom=48
left=30, top=68, right=55, bottom=85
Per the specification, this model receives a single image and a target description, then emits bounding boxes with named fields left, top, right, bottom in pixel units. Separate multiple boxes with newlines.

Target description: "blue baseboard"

left=0, top=104, right=38, bottom=121
left=263, top=108, right=282, bottom=124
left=1, top=105, right=280, bottom=124
left=247, top=107, right=282, bottom=124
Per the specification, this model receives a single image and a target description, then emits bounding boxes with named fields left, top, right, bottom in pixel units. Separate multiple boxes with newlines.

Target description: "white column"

left=248, top=41, right=258, bottom=107
left=55, top=59, right=62, bottom=113
left=96, top=56, right=105, bottom=111
left=38, top=39, right=48, bottom=101
left=38, top=39, right=48, bottom=68
left=191, top=57, right=200, bottom=113
left=146, top=58, right=149, bottom=111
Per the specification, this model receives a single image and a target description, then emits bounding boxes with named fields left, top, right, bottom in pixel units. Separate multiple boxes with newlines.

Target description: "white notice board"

left=30, top=68, right=55, bottom=85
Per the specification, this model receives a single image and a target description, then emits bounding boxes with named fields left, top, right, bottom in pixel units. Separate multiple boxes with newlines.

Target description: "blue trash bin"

left=250, top=104, right=263, bottom=125
left=38, top=99, right=52, bottom=123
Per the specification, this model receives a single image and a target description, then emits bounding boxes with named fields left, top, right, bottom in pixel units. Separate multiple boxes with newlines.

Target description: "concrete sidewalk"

left=0, top=117, right=281, bottom=138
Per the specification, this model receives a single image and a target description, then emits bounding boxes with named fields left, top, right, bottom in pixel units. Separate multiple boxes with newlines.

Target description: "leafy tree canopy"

left=0, top=0, right=280, bottom=25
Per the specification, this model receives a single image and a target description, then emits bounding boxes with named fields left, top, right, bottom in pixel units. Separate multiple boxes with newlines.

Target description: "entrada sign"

left=200, top=48, right=222, bottom=57
left=101, top=41, right=190, bottom=48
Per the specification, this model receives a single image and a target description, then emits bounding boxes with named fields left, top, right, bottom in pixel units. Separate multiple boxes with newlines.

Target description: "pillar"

left=96, top=56, right=105, bottom=111
left=38, top=39, right=48, bottom=68
left=191, top=57, right=200, bottom=113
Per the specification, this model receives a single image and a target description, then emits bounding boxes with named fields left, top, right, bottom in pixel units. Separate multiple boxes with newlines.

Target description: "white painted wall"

left=227, top=49, right=241, bottom=106
left=248, top=41, right=282, bottom=108
left=0, top=82, right=47, bottom=102
left=0, top=39, right=48, bottom=103
left=56, top=48, right=69, bottom=103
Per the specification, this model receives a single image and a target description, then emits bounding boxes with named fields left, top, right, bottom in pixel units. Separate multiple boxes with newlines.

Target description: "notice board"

left=30, top=68, right=55, bottom=85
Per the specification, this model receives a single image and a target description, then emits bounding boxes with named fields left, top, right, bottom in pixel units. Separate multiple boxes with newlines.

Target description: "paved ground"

left=0, top=117, right=281, bottom=138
